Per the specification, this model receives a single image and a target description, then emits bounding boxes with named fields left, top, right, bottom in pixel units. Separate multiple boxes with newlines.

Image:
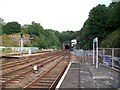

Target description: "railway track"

left=1, top=51, right=61, bottom=75
left=1, top=51, right=63, bottom=76
left=1, top=50, right=71, bottom=89
left=24, top=51, right=71, bottom=89
left=1, top=51, right=58, bottom=65
left=2, top=50, right=51, bottom=58
left=2, top=51, right=58, bottom=68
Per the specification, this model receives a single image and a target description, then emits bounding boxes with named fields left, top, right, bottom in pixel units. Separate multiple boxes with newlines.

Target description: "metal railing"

left=81, top=48, right=120, bottom=70
left=98, top=48, right=120, bottom=70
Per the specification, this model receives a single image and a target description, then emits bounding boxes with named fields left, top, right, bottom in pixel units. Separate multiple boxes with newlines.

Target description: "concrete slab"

left=60, top=62, right=80, bottom=88
left=57, top=58, right=120, bottom=89
left=89, top=66, right=112, bottom=79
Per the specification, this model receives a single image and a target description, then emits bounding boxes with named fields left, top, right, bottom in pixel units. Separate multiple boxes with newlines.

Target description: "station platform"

left=56, top=59, right=120, bottom=89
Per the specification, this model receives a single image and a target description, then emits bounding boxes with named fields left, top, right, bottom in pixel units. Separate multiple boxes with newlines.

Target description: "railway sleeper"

left=4, top=83, right=22, bottom=88
left=0, top=80, right=5, bottom=83
left=12, top=80, right=20, bottom=83
left=39, top=79, right=55, bottom=83
left=14, top=79, right=22, bottom=82
left=38, top=81, right=53, bottom=83
left=35, top=82, right=51, bottom=86
left=29, top=85, right=48, bottom=88
left=15, top=76, right=25, bottom=80
left=4, top=82, right=23, bottom=88
left=47, top=73, right=60, bottom=77
left=41, top=77, right=55, bottom=80
left=33, top=84, right=51, bottom=88
left=40, top=78, right=55, bottom=82
left=2, top=83, right=14, bottom=87
left=0, top=77, right=5, bottom=79
left=48, top=72, right=65, bottom=77
left=48, top=71, right=61, bottom=75
left=0, top=81, right=6, bottom=84
left=2, top=76, right=11, bottom=78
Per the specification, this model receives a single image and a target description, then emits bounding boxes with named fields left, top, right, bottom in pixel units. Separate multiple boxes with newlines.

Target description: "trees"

left=44, top=29, right=61, bottom=49
left=27, top=21, right=44, bottom=36
left=59, top=31, right=76, bottom=43
left=86, top=4, right=108, bottom=45
left=2, top=21, right=21, bottom=34
left=77, top=2, right=120, bottom=49
left=21, top=23, right=61, bottom=49
left=106, top=2, right=120, bottom=30
left=0, top=18, right=5, bottom=35
left=22, top=22, right=44, bottom=37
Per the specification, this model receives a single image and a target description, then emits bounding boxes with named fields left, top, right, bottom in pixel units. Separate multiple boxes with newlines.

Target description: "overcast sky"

left=0, top=0, right=112, bottom=32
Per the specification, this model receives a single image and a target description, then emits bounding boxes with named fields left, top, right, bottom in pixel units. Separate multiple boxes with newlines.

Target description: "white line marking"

left=55, top=61, right=72, bottom=89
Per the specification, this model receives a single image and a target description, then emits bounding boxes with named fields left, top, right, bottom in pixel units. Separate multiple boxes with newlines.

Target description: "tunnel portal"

left=65, top=44, right=70, bottom=49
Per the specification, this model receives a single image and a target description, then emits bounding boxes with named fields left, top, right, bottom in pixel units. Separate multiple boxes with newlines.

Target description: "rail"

left=1, top=51, right=70, bottom=89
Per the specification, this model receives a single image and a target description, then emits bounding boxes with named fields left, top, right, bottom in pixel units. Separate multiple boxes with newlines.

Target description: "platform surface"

left=58, top=60, right=120, bottom=89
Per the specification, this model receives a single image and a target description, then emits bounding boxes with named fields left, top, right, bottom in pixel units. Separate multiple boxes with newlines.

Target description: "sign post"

left=112, top=49, right=114, bottom=68
left=93, top=42, right=95, bottom=65
left=93, top=37, right=98, bottom=68
left=96, top=37, right=98, bottom=68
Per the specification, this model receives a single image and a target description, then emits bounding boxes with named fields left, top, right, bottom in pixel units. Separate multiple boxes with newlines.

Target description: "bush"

left=2, top=48, right=12, bottom=53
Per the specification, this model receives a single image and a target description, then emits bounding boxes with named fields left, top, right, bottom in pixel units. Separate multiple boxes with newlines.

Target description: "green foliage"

left=22, top=21, right=44, bottom=36
left=35, top=35, right=47, bottom=49
left=2, top=48, right=12, bottom=53
left=2, top=21, right=21, bottom=34
left=100, top=28, right=120, bottom=48
left=23, top=43, right=32, bottom=47
left=46, top=30, right=60, bottom=46
left=59, top=31, right=76, bottom=43
left=76, top=2, right=120, bottom=49
left=22, top=24, right=77, bottom=49
left=106, top=2, right=120, bottom=30
left=22, top=23, right=62, bottom=49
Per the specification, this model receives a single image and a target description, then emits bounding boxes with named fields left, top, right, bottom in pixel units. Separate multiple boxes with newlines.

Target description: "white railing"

left=0, top=46, right=39, bottom=52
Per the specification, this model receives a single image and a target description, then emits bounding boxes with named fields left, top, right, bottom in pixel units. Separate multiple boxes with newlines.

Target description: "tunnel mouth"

left=65, top=45, right=70, bottom=49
